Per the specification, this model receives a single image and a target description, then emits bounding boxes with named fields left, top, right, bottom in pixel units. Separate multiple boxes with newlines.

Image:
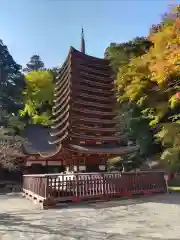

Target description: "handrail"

left=22, top=171, right=167, bottom=208
left=23, top=171, right=165, bottom=177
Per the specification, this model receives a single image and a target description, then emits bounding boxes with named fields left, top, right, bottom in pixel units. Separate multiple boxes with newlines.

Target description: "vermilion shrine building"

left=22, top=29, right=136, bottom=174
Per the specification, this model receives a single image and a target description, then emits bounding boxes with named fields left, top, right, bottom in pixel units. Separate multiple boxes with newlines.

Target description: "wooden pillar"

left=77, top=156, right=80, bottom=172
left=45, top=159, right=48, bottom=173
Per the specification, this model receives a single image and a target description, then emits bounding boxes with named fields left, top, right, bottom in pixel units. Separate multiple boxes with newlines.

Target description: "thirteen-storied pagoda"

left=38, top=29, right=136, bottom=172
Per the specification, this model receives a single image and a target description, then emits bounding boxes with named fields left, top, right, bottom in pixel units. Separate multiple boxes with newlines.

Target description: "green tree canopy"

left=105, top=37, right=153, bottom=73
left=20, top=70, right=54, bottom=125
left=0, top=39, right=25, bottom=129
left=23, top=55, right=44, bottom=72
left=105, top=35, right=156, bottom=170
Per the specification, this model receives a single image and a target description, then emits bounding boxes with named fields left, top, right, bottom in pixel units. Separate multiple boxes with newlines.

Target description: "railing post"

left=44, top=175, right=49, bottom=199
left=72, top=173, right=80, bottom=202
left=164, top=172, right=169, bottom=193
left=102, top=173, right=106, bottom=198
left=77, top=174, right=80, bottom=199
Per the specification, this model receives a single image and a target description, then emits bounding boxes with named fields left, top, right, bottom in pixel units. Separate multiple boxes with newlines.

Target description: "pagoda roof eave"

left=58, top=47, right=109, bottom=69
left=69, top=134, right=124, bottom=141
left=38, top=143, right=63, bottom=158
left=55, top=46, right=111, bottom=87
left=36, top=144, right=138, bottom=159
left=70, top=47, right=110, bottom=63
left=66, top=144, right=138, bottom=155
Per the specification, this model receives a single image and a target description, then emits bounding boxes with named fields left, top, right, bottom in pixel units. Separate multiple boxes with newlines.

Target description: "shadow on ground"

left=0, top=193, right=180, bottom=239
left=0, top=210, right=179, bottom=240
left=48, top=192, right=180, bottom=210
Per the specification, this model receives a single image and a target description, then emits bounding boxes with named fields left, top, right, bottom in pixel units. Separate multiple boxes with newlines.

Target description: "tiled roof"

left=22, top=124, right=56, bottom=155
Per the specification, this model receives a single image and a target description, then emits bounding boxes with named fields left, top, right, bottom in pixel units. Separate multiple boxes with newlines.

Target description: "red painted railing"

left=23, top=172, right=167, bottom=208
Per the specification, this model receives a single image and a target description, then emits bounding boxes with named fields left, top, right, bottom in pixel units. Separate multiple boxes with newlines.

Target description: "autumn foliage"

left=116, top=5, right=180, bottom=170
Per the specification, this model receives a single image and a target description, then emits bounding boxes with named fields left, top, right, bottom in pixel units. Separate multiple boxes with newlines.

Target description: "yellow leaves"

left=141, top=101, right=169, bottom=127
left=160, top=147, right=180, bottom=171
left=117, top=55, right=151, bottom=104
left=155, top=126, right=168, bottom=142
left=19, top=101, right=37, bottom=117
left=116, top=5, right=180, bottom=162
left=117, top=6, right=180, bottom=122
left=25, top=70, right=54, bottom=96
left=149, top=117, right=160, bottom=127
left=21, top=70, right=54, bottom=125
left=148, top=20, right=180, bottom=84
left=169, top=94, right=179, bottom=108
left=24, top=70, right=54, bottom=104
left=146, top=6, right=180, bottom=170
left=32, top=113, right=52, bottom=125
left=157, top=122, right=180, bottom=148
left=25, top=70, right=53, bottom=85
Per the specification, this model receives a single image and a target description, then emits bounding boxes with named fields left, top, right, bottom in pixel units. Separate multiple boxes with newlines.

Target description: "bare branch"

left=0, top=127, right=25, bottom=170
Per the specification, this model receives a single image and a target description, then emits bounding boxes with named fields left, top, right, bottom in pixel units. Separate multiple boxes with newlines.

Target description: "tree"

left=118, top=103, right=158, bottom=157
left=0, top=39, right=24, bottom=112
left=0, top=127, right=24, bottom=170
left=0, top=39, right=25, bottom=169
left=116, top=5, right=180, bottom=170
left=46, top=66, right=60, bottom=79
left=20, top=70, right=54, bottom=125
left=23, top=55, right=44, bottom=72
left=51, top=66, right=60, bottom=79
left=105, top=37, right=153, bottom=73
left=105, top=37, right=155, bottom=170
left=0, top=39, right=25, bottom=129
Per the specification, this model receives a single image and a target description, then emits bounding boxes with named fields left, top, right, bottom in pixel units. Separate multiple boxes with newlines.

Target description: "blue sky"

left=0, top=0, right=179, bottom=68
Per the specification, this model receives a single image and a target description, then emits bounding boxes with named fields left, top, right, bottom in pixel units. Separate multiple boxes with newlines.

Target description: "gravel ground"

left=0, top=193, right=180, bottom=240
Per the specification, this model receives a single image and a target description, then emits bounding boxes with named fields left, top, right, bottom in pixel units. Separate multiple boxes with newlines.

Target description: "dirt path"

left=0, top=193, right=180, bottom=239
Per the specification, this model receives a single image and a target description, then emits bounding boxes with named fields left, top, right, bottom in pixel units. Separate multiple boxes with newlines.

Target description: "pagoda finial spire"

left=81, top=27, right=85, bottom=54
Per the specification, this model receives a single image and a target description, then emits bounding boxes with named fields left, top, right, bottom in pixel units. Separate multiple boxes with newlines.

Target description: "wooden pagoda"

left=39, top=29, right=136, bottom=172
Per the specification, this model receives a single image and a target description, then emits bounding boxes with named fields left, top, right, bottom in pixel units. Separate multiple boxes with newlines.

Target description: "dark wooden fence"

left=22, top=172, right=167, bottom=208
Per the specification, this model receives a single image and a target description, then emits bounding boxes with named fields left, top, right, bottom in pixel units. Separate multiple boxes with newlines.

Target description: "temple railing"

left=22, top=172, right=167, bottom=209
